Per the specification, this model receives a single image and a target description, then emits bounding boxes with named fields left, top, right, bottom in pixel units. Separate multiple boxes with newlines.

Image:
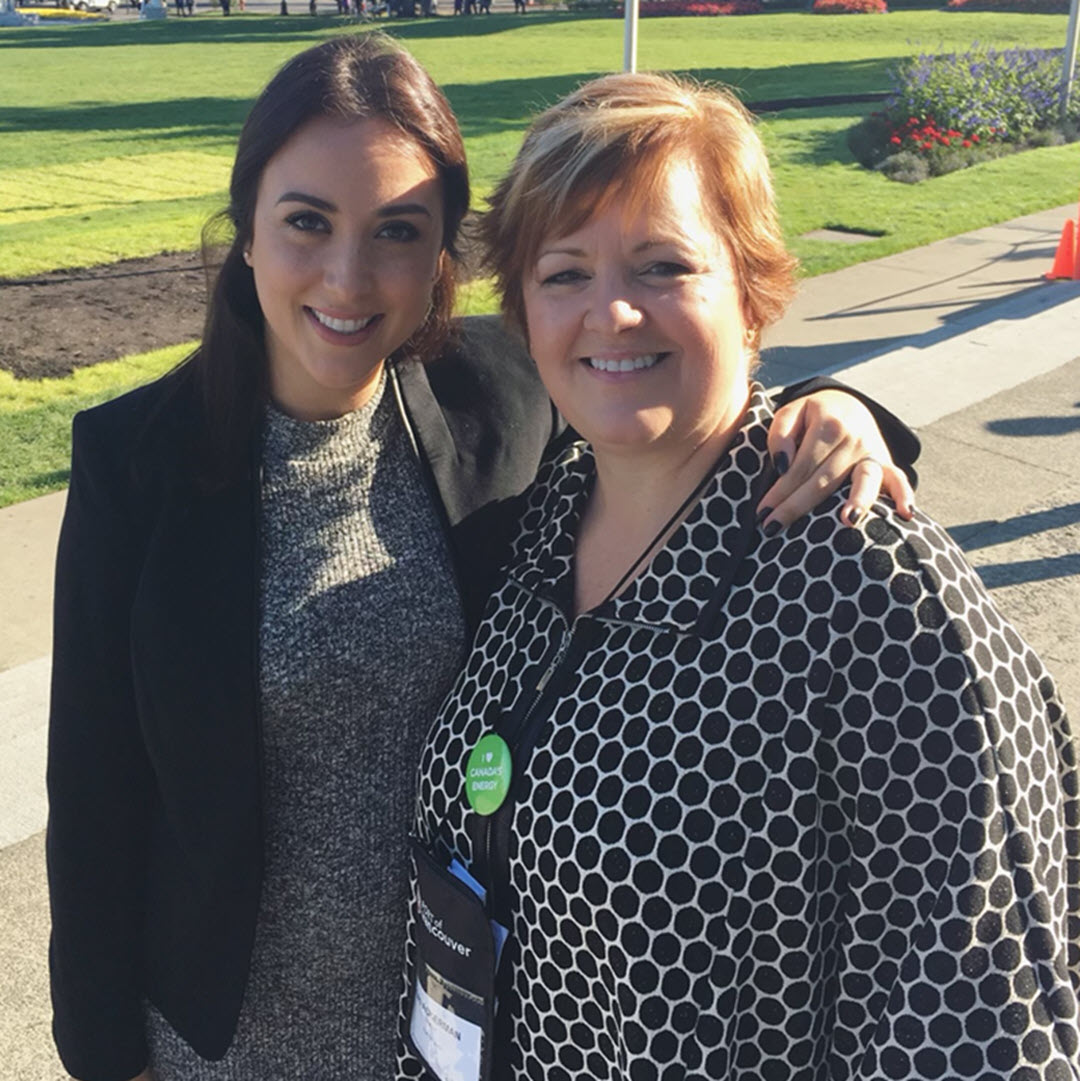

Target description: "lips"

left=586, top=353, right=664, bottom=373
left=308, top=308, right=377, bottom=334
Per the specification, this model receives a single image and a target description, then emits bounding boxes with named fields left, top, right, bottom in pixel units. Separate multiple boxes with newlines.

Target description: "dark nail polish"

left=774, top=451, right=790, bottom=476
left=756, top=506, right=773, bottom=525
left=764, top=520, right=782, bottom=538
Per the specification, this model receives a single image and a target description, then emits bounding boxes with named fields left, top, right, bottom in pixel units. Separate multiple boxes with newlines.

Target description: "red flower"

left=962, top=139, right=972, bottom=148
left=972, top=134, right=980, bottom=143
left=922, top=141, right=933, bottom=149
left=941, top=137, right=951, bottom=146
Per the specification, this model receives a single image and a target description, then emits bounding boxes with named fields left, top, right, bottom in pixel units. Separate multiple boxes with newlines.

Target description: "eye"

left=540, top=268, right=588, bottom=287
left=643, top=260, right=691, bottom=279
left=284, top=210, right=330, bottom=234
left=377, top=220, right=421, bottom=242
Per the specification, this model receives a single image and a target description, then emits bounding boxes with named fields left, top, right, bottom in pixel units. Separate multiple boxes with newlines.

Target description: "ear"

left=242, top=247, right=253, bottom=268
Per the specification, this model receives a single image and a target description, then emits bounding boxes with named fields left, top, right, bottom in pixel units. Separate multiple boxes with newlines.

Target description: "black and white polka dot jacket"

left=399, top=387, right=1080, bottom=1081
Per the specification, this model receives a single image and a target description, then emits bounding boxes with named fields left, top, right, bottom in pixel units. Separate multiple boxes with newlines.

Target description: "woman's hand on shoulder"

left=760, top=388, right=915, bottom=531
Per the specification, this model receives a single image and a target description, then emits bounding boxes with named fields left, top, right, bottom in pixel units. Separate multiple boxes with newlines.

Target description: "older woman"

left=398, top=73, right=1079, bottom=1081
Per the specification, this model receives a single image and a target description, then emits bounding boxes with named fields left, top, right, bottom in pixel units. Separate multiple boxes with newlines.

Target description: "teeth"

left=587, top=354, right=660, bottom=373
left=311, top=309, right=375, bottom=334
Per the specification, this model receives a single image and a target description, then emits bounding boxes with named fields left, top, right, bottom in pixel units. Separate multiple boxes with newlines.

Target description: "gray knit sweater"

left=147, top=374, right=467, bottom=1079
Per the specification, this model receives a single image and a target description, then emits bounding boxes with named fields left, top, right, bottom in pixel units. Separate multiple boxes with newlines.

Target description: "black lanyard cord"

left=598, top=449, right=728, bottom=608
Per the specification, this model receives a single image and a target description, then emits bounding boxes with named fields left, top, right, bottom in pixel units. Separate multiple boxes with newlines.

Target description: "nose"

left=324, top=238, right=373, bottom=302
left=583, top=275, right=644, bottom=334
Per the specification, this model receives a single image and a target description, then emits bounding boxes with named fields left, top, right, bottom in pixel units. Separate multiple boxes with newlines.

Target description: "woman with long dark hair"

left=47, top=35, right=917, bottom=1081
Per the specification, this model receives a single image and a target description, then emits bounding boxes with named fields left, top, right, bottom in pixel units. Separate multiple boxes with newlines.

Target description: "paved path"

left=2, top=203, right=1078, bottom=1078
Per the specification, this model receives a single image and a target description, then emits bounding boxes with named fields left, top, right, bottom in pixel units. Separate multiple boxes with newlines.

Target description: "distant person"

left=514, top=0, right=526, bottom=11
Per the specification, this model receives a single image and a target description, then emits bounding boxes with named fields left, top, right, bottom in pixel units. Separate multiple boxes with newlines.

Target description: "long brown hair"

left=187, top=33, right=469, bottom=480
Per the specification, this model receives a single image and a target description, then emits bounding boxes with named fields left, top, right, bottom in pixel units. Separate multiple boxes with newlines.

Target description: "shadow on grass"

left=1, top=62, right=895, bottom=147
left=30, top=468, right=70, bottom=488
left=0, top=10, right=583, bottom=49
left=0, top=96, right=250, bottom=137
left=0, top=97, right=247, bottom=140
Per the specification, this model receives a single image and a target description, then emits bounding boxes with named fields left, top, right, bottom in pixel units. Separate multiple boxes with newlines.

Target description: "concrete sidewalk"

left=2, top=203, right=1078, bottom=1078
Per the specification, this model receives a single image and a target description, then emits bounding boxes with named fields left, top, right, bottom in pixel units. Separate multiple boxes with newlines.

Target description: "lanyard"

left=597, top=452, right=726, bottom=608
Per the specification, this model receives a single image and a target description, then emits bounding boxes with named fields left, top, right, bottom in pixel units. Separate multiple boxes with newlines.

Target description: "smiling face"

left=521, top=159, right=753, bottom=467
left=245, top=114, right=445, bottom=420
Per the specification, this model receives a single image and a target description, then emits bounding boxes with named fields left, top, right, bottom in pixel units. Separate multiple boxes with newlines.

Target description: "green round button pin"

left=465, top=733, right=512, bottom=816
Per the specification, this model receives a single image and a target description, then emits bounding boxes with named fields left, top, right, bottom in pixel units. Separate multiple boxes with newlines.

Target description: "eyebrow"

left=275, top=192, right=433, bottom=219
left=537, top=239, right=684, bottom=259
left=276, top=191, right=336, bottom=211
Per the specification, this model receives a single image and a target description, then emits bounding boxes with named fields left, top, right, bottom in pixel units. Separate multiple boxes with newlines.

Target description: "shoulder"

left=70, top=361, right=200, bottom=497
left=761, top=495, right=1061, bottom=717
left=74, top=361, right=197, bottom=453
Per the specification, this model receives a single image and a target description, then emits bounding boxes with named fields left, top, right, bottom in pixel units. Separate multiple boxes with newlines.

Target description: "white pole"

left=623, top=0, right=639, bottom=73
left=1064, top=0, right=1080, bottom=120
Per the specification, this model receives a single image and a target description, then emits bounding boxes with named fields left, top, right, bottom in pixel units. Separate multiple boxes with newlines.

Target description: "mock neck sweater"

left=147, top=373, right=467, bottom=1079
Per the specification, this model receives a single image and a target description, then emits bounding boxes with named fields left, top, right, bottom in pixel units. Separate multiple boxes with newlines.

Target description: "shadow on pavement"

left=976, top=553, right=1080, bottom=588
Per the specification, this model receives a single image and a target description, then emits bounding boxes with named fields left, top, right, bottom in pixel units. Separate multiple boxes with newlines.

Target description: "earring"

left=242, top=248, right=252, bottom=267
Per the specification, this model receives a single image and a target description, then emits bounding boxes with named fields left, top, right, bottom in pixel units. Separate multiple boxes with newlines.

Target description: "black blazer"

left=46, top=314, right=917, bottom=1081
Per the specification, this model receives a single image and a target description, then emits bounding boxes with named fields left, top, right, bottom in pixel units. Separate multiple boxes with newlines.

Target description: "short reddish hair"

left=479, top=71, right=797, bottom=345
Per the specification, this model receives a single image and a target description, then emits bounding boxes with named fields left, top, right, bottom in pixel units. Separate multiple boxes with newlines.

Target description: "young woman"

left=398, top=72, right=1079, bottom=1081
left=47, top=35, right=917, bottom=1081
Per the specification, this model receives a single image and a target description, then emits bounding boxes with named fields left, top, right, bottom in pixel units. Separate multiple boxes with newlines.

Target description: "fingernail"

left=764, top=520, right=782, bottom=538
left=773, top=451, right=790, bottom=476
left=756, top=506, right=773, bottom=525
left=851, top=507, right=867, bottom=527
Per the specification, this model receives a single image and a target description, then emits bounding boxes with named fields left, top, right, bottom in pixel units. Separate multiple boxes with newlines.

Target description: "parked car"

left=73, top=0, right=118, bottom=9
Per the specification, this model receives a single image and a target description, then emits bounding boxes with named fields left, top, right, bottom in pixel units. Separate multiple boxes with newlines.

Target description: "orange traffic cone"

left=1045, top=219, right=1078, bottom=280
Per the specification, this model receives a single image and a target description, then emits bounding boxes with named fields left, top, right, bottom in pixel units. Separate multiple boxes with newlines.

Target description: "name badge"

left=407, top=841, right=500, bottom=1081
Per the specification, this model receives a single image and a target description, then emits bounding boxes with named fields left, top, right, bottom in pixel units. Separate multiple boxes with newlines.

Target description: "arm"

left=763, top=377, right=919, bottom=530
left=818, top=511, right=1079, bottom=1078
left=48, top=411, right=153, bottom=1081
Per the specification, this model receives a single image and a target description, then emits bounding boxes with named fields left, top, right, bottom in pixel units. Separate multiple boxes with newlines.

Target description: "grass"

left=0, top=10, right=1076, bottom=506
left=1, top=11, right=1074, bottom=276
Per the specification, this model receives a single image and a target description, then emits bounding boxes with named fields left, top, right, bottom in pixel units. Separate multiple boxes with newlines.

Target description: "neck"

left=573, top=387, right=751, bottom=614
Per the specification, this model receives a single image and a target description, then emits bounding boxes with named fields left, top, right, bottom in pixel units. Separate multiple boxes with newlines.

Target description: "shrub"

left=878, top=151, right=929, bottom=184
left=946, top=0, right=1069, bottom=11
left=811, top=0, right=887, bottom=11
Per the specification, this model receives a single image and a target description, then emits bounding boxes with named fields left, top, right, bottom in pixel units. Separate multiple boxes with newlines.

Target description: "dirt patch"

left=0, top=252, right=208, bottom=380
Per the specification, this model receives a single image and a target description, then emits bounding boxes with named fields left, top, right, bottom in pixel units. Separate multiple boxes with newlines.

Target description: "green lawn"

left=2, top=11, right=1075, bottom=277
left=1, top=10, right=1077, bottom=506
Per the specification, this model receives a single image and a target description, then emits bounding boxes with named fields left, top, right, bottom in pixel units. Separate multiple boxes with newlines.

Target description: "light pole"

left=1063, top=0, right=1080, bottom=121
left=623, top=0, right=639, bottom=73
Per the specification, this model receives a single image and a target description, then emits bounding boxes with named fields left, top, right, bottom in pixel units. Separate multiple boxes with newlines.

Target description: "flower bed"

left=946, top=0, right=1069, bottom=11
left=19, top=5, right=107, bottom=15
left=812, top=0, right=887, bottom=12
left=848, top=44, right=1080, bottom=182
left=610, top=0, right=763, bottom=13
